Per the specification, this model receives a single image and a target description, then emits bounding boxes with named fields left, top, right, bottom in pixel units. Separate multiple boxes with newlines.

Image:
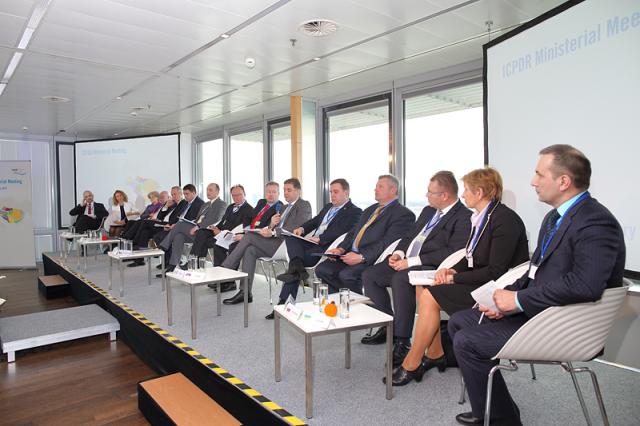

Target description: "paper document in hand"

left=215, top=230, right=235, bottom=250
left=408, top=270, right=436, bottom=286
left=179, top=218, right=197, bottom=226
left=281, top=228, right=319, bottom=245
left=470, top=280, right=499, bottom=311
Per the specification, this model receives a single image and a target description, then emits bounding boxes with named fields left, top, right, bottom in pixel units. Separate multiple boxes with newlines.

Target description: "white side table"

left=166, top=267, right=249, bottom=339
left=107, top=249, right=165, bottom=297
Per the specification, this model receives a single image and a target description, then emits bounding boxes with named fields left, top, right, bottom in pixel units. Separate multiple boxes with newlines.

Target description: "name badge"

left=255, top=221, right=261, bottom=226
left=467, top=255, right=473, bottom=268
left=415, top=234, right=427, bottom=244
left=528, top=265, right=538, bottom=279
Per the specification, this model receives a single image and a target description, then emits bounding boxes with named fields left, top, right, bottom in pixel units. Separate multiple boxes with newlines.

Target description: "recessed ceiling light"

left=220, top=33, right=230, bottom=39
left=114, top=133, right=119, bottom=136
left=298, top=19, right=338, bottom=37
left=41, top=95, right=71, bottom=103
left=313, top=57, right=321, bottom=61
left=115, top=96, right=122, bottom=100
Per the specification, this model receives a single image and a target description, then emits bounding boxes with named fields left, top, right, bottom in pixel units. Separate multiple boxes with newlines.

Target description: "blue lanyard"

left=323, top=206, right=340, bottom=225
left=466, top=200, right=497, bottom=256
left=539, top=192, right=589, bottom=261
left=421, top=211, right=442, bottom=235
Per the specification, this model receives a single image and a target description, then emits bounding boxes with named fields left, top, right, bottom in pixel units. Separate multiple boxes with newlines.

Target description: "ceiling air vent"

left=298, top=19, right=338, bottom=37
left=41, top=95, right=70, bottom=103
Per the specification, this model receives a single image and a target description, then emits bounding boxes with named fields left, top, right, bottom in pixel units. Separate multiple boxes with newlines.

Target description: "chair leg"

left=258, top=260, right=272, bottom=304
left=484, top=361, right=518, bottom=426
left=573, top=365, right=610, bottom=426
left=459, top=372, right=467, bottom=404
left=530, top=363, right=537, bottom=380
left=565, top=362, right=593, bottom=426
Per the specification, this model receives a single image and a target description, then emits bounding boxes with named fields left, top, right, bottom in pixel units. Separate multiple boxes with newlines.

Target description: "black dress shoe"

left=455, top=409, right=522, bottom=426
left=155, top=263, right=162, bottom=270
left=383, top=359, right=427, bottom=386
left=223, top=291, right=252, bottom=305
left=265, top=311, right=275, bottom=320
left=422, top=354, right=447, bottom=373
left=276, top=271, right=299, bottom=282
left=455, top=412, right=482, bottom=425
left=178, top=263, right=188, bottom=270
left=127, top=259, right=145, bottom=268
left=207, top=281, right=236, bottom=292
left=392, top=342, right=411, bottom=367
left=361, top=327, right=387, bottom=345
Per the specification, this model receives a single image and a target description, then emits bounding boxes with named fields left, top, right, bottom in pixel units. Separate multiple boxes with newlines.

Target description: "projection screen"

left=485, top=0, right=640, bottom=272
left=74, top=133, right=181, bottom=212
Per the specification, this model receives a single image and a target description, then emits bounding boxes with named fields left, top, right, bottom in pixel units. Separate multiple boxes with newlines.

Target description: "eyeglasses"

left=427, top=191, right=444, bottom=197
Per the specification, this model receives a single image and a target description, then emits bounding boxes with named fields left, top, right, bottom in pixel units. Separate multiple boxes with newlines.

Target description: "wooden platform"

left=138, top=373, right=240, bottom=426
left=38, top=274, right=70, bottom=299
left=0, top=304, right=119, bottom=362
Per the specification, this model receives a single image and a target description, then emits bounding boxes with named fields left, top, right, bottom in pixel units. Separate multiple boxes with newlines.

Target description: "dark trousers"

left=448, top=309, right=527, bottom=422
left=122, top=220, right=141, bottom=240
left=190, top=228, right=236, bottom=266
left=278, top=237, right=327, bottom=301
left=315, top=259, right=368, bottom=294
left=362, top=260, right=427, bottom=339
left=133, top=220, right=163, bottom=247
left=74, top=216, right=101, bottom=235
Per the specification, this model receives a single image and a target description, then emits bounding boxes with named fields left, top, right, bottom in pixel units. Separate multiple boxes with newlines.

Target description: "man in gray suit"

left=159, top=183, right=227, bottom=272
left=222, top=178, right=312, bottom=305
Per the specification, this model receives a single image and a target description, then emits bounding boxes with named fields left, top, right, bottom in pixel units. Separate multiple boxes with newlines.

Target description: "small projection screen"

left=485, top=0, right=640, bottom=273
left=74, top=133, right=181, bottom=212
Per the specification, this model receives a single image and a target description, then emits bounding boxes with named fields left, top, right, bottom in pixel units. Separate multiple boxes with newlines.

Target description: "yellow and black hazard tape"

left=51, top=255, right=307, bottom=426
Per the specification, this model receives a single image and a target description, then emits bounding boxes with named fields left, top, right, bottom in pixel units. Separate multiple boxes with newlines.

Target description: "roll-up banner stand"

left=0, top=160, right=36, bottom=268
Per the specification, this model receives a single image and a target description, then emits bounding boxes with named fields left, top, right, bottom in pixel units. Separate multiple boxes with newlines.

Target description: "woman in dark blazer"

left=390, top=167, right=529, bottom=386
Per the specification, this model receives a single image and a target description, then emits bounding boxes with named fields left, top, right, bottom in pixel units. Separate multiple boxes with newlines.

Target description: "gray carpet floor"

left=53, top=252, right=640, bottom=425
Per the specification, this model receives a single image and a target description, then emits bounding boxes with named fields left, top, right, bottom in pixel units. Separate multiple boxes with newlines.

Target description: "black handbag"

left=440, top=320, right=458, bottom=367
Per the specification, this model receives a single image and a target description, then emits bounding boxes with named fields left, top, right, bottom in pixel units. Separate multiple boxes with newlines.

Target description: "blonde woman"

left=105, top=189, right=140, bottom=236
left=389, top=167, right=529, bottom=386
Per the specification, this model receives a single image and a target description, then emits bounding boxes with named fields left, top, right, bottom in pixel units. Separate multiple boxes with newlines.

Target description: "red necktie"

left=250, top=204, right=270, bottom=229
left=88, top=203, right=92, bottom=215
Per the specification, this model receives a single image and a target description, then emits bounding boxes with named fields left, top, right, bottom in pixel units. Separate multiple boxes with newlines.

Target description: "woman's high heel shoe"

left=383, top=357, right=428, bottom=386
left=422, top=354, right=447, bottom=373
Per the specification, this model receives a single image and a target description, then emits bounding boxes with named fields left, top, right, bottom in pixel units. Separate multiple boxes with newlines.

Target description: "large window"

left=404, top=83, right=484, bottom=214
left=230, top=129, right=263, bottom=206
left=197, top=137, right=223, bottom=199
left=270, top=120, right=291, bottom=186
left=326, top=96, right=391, bottom=209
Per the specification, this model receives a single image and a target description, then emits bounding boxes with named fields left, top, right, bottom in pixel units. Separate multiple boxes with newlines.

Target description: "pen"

left=478, top=312, right=485, bottom=324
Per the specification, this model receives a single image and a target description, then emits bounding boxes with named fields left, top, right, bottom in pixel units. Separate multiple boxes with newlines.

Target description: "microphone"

left=275, top=201, right=282, bottom=214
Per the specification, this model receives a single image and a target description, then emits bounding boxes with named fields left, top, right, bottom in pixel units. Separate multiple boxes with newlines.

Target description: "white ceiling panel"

left=0, top=0, right=566, bottom=138
left=0, top=13, right=26, bottom=47
left=0, top=1, right=36, bottom=18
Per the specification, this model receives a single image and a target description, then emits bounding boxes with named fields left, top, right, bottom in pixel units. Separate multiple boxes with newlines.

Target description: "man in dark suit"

left=132, top=186, right=182, bottom=249
left=222, top=179, right=312, bottom=305
left=360, top=171, right=471, bottom=365
left=449, top=145, right=626, bottom=426
left=264, top=178, right=362, bottom=318
left=316, top=175, right=416, bottom=294
left=69, top=190, right=108, bottom=234
left=190, top=184, right=254, bottom=263
left=153, top=183, right=204, bottom=273
left=158, top=183, right=225, bottom=271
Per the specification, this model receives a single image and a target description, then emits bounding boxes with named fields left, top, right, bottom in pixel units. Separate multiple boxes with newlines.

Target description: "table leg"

left=217, top=281, right=221, bottom=316
left=243, top=277, right=248, bottom=328
left=77, top=242, right=81, bottom=268
left=345, top=331, right=351, bottom=369
left=167, top=277, right=173, bottom=325
left=84, top=245, right=88, bottom=272
left=305, top=335, right=313, bottom=419
left=386, top=321, right=393, bottom=400
left=108, top=256, right=113, bottom=290
left=147, top=257, right=151, bottom=286
left=275, top=312, right=281, bottom=382
left=161, top=255, right=166, bottom=292
left=191, top=285, right=197, bottom=339
left=119, top=260, right=125, bottom=297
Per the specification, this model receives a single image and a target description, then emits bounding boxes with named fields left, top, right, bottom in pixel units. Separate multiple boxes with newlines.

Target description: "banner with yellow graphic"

left=0, top=161, right=35, bottom=267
